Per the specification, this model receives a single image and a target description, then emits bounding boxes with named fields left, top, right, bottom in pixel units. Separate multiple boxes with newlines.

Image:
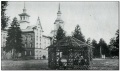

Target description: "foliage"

left=1, top=1, right=9, bottom=30
left=72, top=25, right=85, bottom=42
left=98, top=38, right=110, bottom=57
left=5, top=17, right=24, bottom=59
left=109, top=29, right=119, bottom=56
left=56, top=26, right=65, bottom=42
left=86, top=37, right=91, bottom=45
left=109, top=37, right=116, bottom=47
left=114, top=29, right=119, bottom=48
left=91, top=39, right=100, bottom=58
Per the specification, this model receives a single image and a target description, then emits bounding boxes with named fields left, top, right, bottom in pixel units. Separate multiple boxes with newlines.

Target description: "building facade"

left=19, top=5, right=52, bottom=59
left=1, top=3, right=52, bottom=59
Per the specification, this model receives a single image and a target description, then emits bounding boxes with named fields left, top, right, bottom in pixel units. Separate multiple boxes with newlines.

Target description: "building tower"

left=19, top=2, right=30, bottom=29
left=35, top=17, right=43, bottom=49
left=51, top=3, right=64, bottom=37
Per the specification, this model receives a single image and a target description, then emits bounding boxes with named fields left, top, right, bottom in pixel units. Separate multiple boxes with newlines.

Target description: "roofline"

left=22, top=31, right=34, bottom=33
left=72, top=36, right=94, bottom=48
left=42, top=35, right=52, bottom=39
left=19, top=13, right=30, bottom=17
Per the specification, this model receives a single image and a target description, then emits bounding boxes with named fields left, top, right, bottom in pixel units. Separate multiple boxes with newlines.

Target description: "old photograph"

left=1, top=1, right=119, bottom=70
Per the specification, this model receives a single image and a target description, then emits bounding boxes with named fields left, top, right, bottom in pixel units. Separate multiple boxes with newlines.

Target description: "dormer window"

left=23, top=16, right=25, bottom=20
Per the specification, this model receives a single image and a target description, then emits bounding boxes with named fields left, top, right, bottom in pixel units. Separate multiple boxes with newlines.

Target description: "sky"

left=6, top=1, right=118, bottom=44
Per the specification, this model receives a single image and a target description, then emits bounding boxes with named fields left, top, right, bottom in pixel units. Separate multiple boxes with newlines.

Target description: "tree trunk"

left=12, top=49, right=16, bottom=60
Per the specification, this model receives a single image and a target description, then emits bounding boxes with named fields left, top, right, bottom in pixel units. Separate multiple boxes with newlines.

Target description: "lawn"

left=1, top=58, right=119, bottom=70
left=90, top=58, right=119, bottom=70
left=2, top=60, right=49, bottom=70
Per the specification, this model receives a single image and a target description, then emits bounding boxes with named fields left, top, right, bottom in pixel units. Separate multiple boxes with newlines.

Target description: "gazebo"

left=48, top=36, right=94, bottom=70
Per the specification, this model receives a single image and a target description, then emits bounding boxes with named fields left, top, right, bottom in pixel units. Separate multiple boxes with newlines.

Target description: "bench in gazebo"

left=48, top=36, right=94, bottom=70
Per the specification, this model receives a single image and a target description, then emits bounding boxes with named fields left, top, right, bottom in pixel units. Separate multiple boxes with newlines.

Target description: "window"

left=24, top=16, right=25, bottom=20
left=25, top=44, right=26, bottom=48
left=36, top=36, right=38, bottom=40
left=40, top=38, right=41, bottom=41
left=21, top=16, right=22, bottom=20
left=30, top=51, right=31, bottom=55
left=36, top=45, right=38, bottom=48
left=3, top=42, right=5, bottom=47
left=30, top=43, right=32, bottom=48
left=25, top=51, right=26, bottom=55
left=20, top=16, right=22, bottom=20
left=29, top=36, right=31, bottom=40
left=25, top=36, right=27, bottom=41
left=40, top=43, right=41, bottom=48
left=3, top=36, right=5, bottom=39
left=30, top=36, right=32, bottom=40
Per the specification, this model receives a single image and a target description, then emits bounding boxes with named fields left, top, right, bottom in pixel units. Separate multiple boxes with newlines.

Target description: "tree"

left=109, top=37, right=116, bottom=47
left=114, top=29, right=119, bottom=48
left=5, top=17, right=24, bottom=59
left=98, top=38, right=110, bottom=57
left=91, top=39, right=99, bottom=58
left=86, top=37, right=91, bottom=45
left=56, top=26, right=65, bottom=42
left=109, top=38, right=118, bottom=56
left=1, top=1, right=9, bottom=30
left=109, top=29, right=119, bottom=56
left=72, top=25, right=85, bottom=42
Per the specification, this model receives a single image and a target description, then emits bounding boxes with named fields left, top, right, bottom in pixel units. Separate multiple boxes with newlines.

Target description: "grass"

left=1, top=58, right=119, bottom=70
left=2, top=60, right=49, bottom=70
left=90, top=58, right=119, bottom=70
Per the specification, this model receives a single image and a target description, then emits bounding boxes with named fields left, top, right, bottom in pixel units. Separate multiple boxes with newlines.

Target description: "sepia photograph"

left=1, top=1, right=119, bottom=70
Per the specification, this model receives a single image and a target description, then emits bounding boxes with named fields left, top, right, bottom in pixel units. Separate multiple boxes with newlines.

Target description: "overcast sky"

left=6, top=1, right=118, bottom=44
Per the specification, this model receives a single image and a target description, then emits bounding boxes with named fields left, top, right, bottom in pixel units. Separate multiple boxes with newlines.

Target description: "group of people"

left=74, top=56, right=87, bottom=66
left=58, top=55, right=87, bottom=69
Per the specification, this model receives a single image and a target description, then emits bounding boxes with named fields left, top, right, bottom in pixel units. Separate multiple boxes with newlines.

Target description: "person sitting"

left=79, top=56, right=85, bottom=66
left=74, top=56, right=79, bottom=65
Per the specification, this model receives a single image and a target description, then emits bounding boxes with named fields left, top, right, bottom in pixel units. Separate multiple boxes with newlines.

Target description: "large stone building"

left=1, top=3, right=52, bottom=59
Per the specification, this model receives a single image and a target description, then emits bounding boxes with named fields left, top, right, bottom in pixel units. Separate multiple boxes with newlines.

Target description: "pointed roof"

left=36, top=17, right=43, bottom=32
left=54, top=3, right=64, bottom=24
left=23, top=1, right=26, bottom=13
left=19, top=2, right=30, bottom=17
left=57, top=3, right=61, bottom=14
left=59, top=3, right=60, bottom=11
left=24, top=1, right=25, bottom=9
left=48, top=36, right=94, bottom=49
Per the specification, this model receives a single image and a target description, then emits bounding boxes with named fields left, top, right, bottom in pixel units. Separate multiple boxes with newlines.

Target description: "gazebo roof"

left=48, top=36, right=94, bottom=49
